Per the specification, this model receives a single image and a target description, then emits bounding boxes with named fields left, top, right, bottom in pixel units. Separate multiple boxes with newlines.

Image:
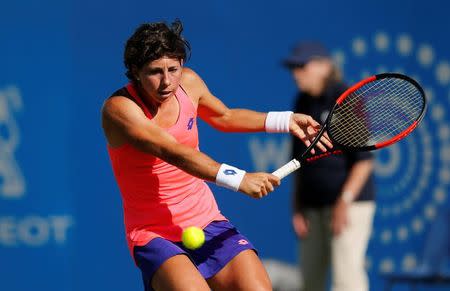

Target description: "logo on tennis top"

left=223, top=169, right=237, bottom=175
left=187, top=117, right=194, bottom=130
left=0, top=85, right=25, bottom=199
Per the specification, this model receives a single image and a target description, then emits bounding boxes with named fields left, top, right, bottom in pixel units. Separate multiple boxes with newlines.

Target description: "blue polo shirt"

left=292, top=81, right=375, bottom=209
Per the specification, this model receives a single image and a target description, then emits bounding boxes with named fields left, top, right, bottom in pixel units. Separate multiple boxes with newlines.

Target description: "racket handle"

left=272, top=159, right=301, bottom=179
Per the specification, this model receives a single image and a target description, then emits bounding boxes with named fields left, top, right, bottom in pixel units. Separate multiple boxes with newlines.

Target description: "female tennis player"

left=101, top=19, right=331, bottom=291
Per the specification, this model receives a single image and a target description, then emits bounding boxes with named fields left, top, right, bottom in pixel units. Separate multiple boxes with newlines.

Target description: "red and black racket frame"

left=301, top=73, right=427, bottom=163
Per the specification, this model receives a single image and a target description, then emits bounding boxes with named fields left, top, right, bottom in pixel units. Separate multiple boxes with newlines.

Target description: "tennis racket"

left=273, top=72, right=427, bottom=179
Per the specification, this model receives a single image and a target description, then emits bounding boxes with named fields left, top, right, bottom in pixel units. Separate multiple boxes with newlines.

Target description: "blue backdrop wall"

left=1, top=0, right=449, bottom=290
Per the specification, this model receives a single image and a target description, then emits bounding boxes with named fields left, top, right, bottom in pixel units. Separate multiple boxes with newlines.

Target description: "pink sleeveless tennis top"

left=107, top=83, right=226, bottom=254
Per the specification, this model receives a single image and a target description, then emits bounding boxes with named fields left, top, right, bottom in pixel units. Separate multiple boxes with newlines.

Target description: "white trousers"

left=299, top=201, right=375, bottom=291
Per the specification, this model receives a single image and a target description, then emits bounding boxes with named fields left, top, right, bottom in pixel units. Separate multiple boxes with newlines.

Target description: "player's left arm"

left=181, top=67, right=267, bottom=132
left=181, top=67, right=331, bottom=150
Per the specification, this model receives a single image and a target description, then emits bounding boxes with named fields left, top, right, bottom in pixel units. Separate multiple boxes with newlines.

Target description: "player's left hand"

left=289, top=113, right=333, bottom=154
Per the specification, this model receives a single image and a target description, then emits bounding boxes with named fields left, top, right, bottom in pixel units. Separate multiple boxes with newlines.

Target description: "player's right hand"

left=239, top=173, right=280, bottom=198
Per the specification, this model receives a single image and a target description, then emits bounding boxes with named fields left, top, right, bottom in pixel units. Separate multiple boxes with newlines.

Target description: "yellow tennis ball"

left=182, top=226, right=205, bottom=250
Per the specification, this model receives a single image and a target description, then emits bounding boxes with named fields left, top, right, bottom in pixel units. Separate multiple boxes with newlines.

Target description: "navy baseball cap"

left=283, top=41, right=330, bottom=68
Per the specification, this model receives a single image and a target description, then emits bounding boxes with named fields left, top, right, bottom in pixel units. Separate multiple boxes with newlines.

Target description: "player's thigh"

left=152, top=254, right=210, bottom=291
left=207, top=249, right=272, bottom=291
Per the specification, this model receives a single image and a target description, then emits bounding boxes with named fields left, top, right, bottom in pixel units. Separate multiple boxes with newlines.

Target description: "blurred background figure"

left=283, top=42, right=376, bottom=291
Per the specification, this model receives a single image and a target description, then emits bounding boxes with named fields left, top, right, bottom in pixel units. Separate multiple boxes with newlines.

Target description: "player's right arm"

left=101, top=96, right=279, bottom=198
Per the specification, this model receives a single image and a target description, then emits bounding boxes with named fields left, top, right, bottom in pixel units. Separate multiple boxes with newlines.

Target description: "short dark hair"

left=124, top=19, right=191, bottom=81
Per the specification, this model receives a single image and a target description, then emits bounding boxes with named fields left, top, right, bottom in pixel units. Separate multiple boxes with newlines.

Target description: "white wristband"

left=265, top=111, right=293, bottom=133
left=215, top=163, right=246, bottom=192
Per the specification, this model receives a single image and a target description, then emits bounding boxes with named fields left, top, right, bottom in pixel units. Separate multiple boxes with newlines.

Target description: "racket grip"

left=272, top=159, right=301, bottom=179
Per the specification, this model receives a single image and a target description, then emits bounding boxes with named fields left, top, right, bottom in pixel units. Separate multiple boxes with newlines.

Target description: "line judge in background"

left=283, top=42, right=376, bottom=291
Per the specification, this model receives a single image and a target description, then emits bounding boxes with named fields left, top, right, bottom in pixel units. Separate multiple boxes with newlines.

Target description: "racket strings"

left=333, top=79, right=423, bottom=145
left=329, top=77, right=424, bottom=147
left=335, top=80, right=421, bottom=145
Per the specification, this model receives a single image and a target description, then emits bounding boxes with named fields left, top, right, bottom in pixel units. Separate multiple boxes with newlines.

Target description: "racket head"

left=326, top=73, right=426, bottom=151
